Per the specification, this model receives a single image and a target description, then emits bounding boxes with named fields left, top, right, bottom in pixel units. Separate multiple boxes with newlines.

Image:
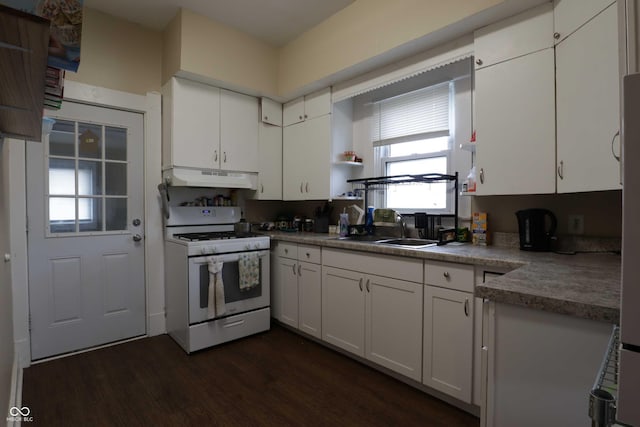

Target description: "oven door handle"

left=191, top=250, right=268, bottom=265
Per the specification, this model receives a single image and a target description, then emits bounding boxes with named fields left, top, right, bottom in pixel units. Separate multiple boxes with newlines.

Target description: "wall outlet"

left=568, top=214, right=584, bottom=235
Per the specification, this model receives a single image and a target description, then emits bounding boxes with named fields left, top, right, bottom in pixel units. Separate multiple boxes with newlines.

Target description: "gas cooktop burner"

left=174, top=231, right=259, bottom=242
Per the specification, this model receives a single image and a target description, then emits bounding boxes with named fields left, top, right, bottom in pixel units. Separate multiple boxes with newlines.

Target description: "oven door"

left=188, top=250, right=270, bottom=324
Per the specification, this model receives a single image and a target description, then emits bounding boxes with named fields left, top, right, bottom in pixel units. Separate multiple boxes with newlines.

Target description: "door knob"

left=133, top=234, right=142, bottom=242
left=132, top=218, right=141, bottom=226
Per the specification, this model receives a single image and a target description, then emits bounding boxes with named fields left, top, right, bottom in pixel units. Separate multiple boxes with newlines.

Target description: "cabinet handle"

left=223, top=152, right=227, bottom=163
left=292, top=263, right=296, bottom=275
left=475, top=58, right=483, bottom=66
left=553, top=32, right=560, bottom=40
left=305, top=182, right=309, bottom=193
left=214, top=150, right=218, bottom=162
left=261, top=184, right=264, bottom=193
left=611, top=130, right=621, bottom=162
left=300, top=182, right=304, bottom=193
left=464, top=298, right=469, bottom=317
left=443, top=271, right=450, bottom=279
left=298, top=264, right=302, bottom=276
left=558, top=160, right=564, bottom=180
left=284, top=248, right=288, bottom=254
left=479, top=168, right=485, bottom=184
left=359, top=278, right=363, bottom=292
left=365, top=279, right=370, bottom=293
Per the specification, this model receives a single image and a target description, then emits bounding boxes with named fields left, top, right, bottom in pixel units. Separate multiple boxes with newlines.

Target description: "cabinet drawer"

left=298, top=244, right=321, bottom=264
left=275, top=242, right=298, bottom=259
left=425, top=260, right=474, bottom=292
left=323, top=248, right=422, bottom=283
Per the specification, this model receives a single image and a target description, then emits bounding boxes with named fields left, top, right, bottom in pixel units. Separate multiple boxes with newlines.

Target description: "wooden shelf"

left=0, top=5, right=50, bottom=142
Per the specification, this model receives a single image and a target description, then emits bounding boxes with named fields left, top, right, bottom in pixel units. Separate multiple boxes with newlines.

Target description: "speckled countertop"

left=266, top=231, right=621, bottom=324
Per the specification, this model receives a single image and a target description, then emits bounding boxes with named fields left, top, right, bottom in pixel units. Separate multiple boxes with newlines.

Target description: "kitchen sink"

left=335, top=235, right=390, bottom=242
left=375, top=238, right=439, bottom=248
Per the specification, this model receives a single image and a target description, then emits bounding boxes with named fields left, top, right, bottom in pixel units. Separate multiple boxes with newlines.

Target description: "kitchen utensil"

left=515, top=208, right=557, bottom=251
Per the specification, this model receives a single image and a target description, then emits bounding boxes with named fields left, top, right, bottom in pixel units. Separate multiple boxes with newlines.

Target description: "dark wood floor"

left=22, top=323, right=479, bottom=426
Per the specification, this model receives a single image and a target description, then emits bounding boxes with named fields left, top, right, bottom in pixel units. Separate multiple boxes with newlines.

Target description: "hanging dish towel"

left=207, top=256, right=226, bottom=318
left=239, top=253, right=260, bottom=291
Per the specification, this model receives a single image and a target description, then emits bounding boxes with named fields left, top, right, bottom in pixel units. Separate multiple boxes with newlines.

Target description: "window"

left=372, top=82, right=454, bottom=213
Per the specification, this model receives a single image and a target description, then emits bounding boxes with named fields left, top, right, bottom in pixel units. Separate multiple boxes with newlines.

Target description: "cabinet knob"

left=284, top=248, right=288, bottom=254
left=553, top=32, right=560, bottom=40
left=264, top=116, right=268, bottom=121
left=475, top=58, right=483, bottom=66
left=611, top=130, right=621, bottom=162
left=304, top=114, right=308, bottom=119
left=443, top=271, right=450, bottom=279
left=305, top=252, right=310, bottom=258
left=299, top=115, right=303, bottom=120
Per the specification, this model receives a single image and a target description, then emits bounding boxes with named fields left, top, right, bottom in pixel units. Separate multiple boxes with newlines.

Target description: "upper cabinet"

left=256, top=97, right=283, bottom=200
left=555, top=2, right=621, bottom=192
left=261, top=97, right=282, bottom=126
left=0, top=5, right=49, bottom=141
left=553, top=0, right=615, bottom=44
left=474, top=4, right=556, bottom=195
left=474, top=3, right=554, bottom=69
left=162, top=77, right=259, bottom=173
left=283, top=88, right=331, bottom=127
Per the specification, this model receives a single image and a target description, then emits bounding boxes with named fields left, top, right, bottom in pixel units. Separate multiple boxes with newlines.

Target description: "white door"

left=26, top=101, right=146, bottom=360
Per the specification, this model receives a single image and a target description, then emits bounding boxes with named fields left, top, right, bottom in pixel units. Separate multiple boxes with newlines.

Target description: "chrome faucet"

left=396, top=213, right=406, bottom=238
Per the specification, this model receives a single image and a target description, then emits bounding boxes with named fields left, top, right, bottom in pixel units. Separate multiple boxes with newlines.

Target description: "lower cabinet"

left=322, top=265, right=423, bottom=381
left=423, top=285, right=474, bottom=403
left=272, top=243, right=322, bottom=339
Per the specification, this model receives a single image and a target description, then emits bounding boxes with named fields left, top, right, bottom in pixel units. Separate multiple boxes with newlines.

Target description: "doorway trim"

left=10, top=81, right=163, bottom=367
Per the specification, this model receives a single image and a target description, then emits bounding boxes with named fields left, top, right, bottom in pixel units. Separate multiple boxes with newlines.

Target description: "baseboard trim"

left=148, top=312, right=166, bottom=337
left=7, top=356, right=23, bottom=427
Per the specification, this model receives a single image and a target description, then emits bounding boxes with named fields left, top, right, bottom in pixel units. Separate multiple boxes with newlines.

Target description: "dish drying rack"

left=347, top=172, right=459, bottom=233
left=589, top=325, right=619, bottom=427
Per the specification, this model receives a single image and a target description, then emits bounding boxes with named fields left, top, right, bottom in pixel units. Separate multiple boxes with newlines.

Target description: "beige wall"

left=170, top=8, right=278, bottom=96
left=162, top=9, right=182, bottom=87
left=472, top=191, right=622, bottom=237
left=66, top=8, right=162, bottom=95
left=277, top=0, right=502, bottom=96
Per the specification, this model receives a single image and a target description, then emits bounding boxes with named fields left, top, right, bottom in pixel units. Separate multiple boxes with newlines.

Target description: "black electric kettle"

left=515, top=209, right=557, bottom=251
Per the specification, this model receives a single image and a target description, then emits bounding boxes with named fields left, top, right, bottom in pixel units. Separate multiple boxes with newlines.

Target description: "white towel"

left=207, top=257, right=226, bottom=318
left=239, top=253, right=260, bottom=291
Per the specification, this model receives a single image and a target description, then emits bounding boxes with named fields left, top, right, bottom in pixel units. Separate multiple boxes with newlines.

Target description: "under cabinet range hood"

left=162, top=167, right=258, bottom=190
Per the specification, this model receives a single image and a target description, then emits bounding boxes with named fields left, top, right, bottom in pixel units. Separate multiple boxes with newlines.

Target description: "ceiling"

left=83, top=0, right=355, bottom=46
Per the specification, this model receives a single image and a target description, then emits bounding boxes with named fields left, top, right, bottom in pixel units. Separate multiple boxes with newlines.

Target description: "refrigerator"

left=618, top=72, right=640, bottom=426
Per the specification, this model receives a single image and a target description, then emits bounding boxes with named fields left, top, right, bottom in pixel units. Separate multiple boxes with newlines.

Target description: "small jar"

left=304, top=218, right=314, bottom=232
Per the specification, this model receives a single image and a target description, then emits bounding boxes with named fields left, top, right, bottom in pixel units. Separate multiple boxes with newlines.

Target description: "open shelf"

left=335, top=161, right=364, bottom=166
left=460, top=143, right=476, bottom=153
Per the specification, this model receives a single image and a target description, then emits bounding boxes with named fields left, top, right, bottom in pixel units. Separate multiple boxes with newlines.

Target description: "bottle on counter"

left=339, top=210, right=349, bottom=237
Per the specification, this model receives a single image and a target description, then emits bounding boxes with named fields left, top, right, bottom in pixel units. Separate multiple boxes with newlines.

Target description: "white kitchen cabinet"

left=220, top=89, right=259, bottom=173
left=556, top=3, right=621, bottom=192
left=261, top=97, right=282, bottom=126
left=322, top=249, right=423, bottom=381
left=473, top=3, right=553, bottom=70
left=272, top=242, right=322, bottom=338
left=474, top=48, right=556, bottom=195
left=256, top=122, right=282, bottom=200
left=423, top=260, right=475, bottom=403
left=162, top=77, right=221, bottom=170
left=553, top=0, right=615, bottom=44
left=423, top=285, right=474, bottom=403
left=283, top=88, right=331, bottom=127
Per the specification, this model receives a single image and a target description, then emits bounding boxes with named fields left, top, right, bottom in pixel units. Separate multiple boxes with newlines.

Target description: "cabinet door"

left=475, top=49, right=556, bottom=195
left=322, top=266, right=365, bottom=357
left=298, top=261, right=322, bottom=339
left=220, top=89, right=259, bottom=172
left=556, top=4, right=621, bottom=193
left=303, top=115, right=332, bottom=200
left=256, top=123, right=282, bottom=200
left=474, top=3, right=553, bottom=69
left=171, top=78, right=220, bottom=170
left=277, top=257, right=299, bottom=329
left=261, top=97, right=282, bottom=126
left=282, top=122, right=306, bottom=200
left=283, top=97, right=304, bottom=127
left=553, top=0, right=615, bottom=44
left=423, top=286, right=474, bottom=403
left=304, top=88, right=331, bottom=120
left=365, top=275, right=423, bottom=381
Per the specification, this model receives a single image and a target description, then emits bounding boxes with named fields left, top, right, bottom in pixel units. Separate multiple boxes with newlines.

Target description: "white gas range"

left=164, top=206, right=270, bottom=353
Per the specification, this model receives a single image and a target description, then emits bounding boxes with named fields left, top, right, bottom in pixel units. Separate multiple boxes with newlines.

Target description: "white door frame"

left=9, top=81, right=163, bottom=366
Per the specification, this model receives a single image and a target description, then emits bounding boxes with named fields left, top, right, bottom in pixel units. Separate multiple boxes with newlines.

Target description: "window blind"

left=372, top=82, right=450, bottom=147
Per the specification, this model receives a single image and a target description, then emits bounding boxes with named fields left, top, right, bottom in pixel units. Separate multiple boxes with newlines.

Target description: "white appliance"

left=164, top=206, right=270, bottom=353
left=619, top=72, right=640, bottom=426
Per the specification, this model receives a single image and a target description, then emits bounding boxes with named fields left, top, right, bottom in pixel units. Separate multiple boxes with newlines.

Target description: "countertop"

left=266, top=231, right=621, bottom=324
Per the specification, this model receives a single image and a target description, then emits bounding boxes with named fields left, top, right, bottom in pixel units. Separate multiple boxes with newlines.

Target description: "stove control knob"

left=244, top=244, right=251, bottom=251
left=253, top=243, right=260, bottom=250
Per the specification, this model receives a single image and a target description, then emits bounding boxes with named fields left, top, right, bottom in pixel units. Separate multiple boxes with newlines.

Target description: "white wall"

left=0, top=137, right=15, bottom=420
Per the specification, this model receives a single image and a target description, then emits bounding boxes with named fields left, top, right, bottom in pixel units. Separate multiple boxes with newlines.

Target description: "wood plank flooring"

left=22, top=323, right=479, bottom=426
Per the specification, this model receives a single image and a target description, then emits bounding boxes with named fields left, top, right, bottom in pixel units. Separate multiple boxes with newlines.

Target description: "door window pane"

left=105, top=198, right=127, bottom=231
left=105, top=127, right=127, bottom=161
left=79, top=198, right=103, bottom=232
left=105, top=163, right=127, bottom=196
left=78, top=123, right=102, bottom=159
left=49, top=159, right=76, bottom=195
left=78, top=161, right=102, bottom=196
left=49, top=120, right=75, bottom=157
